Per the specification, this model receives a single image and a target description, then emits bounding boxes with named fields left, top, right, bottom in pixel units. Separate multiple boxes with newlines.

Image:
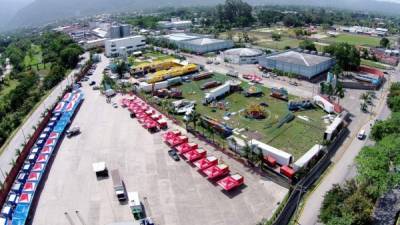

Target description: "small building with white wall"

left=105, top=36, right=146, bottom=57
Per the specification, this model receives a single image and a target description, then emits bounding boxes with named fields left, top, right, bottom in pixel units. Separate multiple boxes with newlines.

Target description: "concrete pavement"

left=0, top=53, right=88, bottom=182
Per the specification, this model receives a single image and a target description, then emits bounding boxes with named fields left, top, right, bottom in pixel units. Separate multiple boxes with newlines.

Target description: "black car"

left=89, top=81, right=96, bottom=86
left=168, top=149, right=180, bottom=161
left=66, top=127, right=80, bottom=138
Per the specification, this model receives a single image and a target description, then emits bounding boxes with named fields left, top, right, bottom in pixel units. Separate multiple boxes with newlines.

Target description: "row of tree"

left=319, top=82, right=400, bottom=225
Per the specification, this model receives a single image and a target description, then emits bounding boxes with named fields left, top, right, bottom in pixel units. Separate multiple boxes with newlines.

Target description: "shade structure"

left=217, top=174, right=244, bottom=191
left=41, top=146, right=53, bottom=154
left=18, top=193, right=33, bottom=204
left=22, top=182, right=36, bottom=192
left=183, top=148, right=207, bottom=162
left=151, top=114, right=162, bottom=120
left=16, top=172, right=27, bottom=183
left=53, top=102, right=65, bottom=113
left=202, top=164, right=229, bottom=179
left=145, top=109, right=156, bottom=116
left=48, top=132, right=60, bottom=139
left=162, top=130, right=181, bottom=141
left=44, top=138, right=57, bottom=147
left=175, top=142, right=198, bottom=154
left=143, top=120, right=158, bottom=130
left=71, top=92, right=82, bottom=102
left=32, top=163, right=45, bottom=172
left=36, top=154, right=49, bottom=163
left=167, top=135, right=188, bottom=147
left=62, top=93, right=72, bottom=102
left=27, top=172, right=40, bottom=182
left=194, top=156, right=218, bottom=170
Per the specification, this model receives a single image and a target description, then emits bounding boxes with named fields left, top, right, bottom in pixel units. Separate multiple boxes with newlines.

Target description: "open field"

left=24, top=44, right=43, bottom=67
left=322, top=33, right=381, bottom=47
left=32, top=61, right=288, bottom=225
left=151, top=73, right=326, bottom=160
left=256, top=37, right=301, bottom=50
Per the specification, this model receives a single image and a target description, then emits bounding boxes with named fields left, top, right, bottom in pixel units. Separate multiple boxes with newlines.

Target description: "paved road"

left=297, top=70, right=397, bottom=225
left=0, top=53, right=88, bottom=182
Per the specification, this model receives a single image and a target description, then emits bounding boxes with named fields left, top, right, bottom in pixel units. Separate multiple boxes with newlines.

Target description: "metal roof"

left=266, top=51, right=332, bottom=67
left=185, top=38, right=227, bottom=46
left=163, top=33, right=199, bottom=42
left=224, top=48, right=263, bottom=57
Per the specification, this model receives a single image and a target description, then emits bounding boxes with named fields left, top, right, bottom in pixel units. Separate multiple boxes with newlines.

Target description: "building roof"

left=185, top=38, right=228, bottom=46
left=106, top=35, right=144, bottom=43
left=224, top=48, right=263, bottom=57
left=163, top=33, right=199, bottom=42
left=266, top=51, right=332, bottom=67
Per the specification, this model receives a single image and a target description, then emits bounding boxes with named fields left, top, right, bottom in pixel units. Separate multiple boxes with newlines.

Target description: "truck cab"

left=111, top=169, right=127, bottom=202
left=128, top=192, right=144, bottom=220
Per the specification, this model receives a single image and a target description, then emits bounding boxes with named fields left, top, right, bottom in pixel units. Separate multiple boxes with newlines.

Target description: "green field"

left=154, top=73, right=326, bottom=159
left=256, top=37, right=301, bottom=50
left=323, top=34, right=381, bottom=47
left=23, top=44, right=43, bottom=67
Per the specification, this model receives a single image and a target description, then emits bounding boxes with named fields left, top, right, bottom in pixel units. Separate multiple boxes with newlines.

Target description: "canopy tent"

left=53, top=102, right=65, bottom=114
left=22, top=182, right=36, bottom=193
left=27, top=172, right=40, bottom=182
left=44, top=138, right=57, bottom=147
left=36, top=154, right=49, bottom=163
left=62, top=93, right=72, bottom=102
left=48, top=132, right=60, bottom=139
left=151, top=114, right=162, bottom=120
left=16, top=172, right=27, bottom=183
left=176, top=143, right=198, bottom=154
left=163, top=130, right=181, bottom=141
left=194, top=156, right=218, bottom=170
left=157, top=119, right=168, bottom=129
left=18, top=193, right=32, bottom=204
left=183, top=148, right=207, bottom=162
left=41, top=146, right=53, bottom=154
left=32, top=163, right=45, bottom=172
left=217, top=174, right=244, bottom=191
left=202, top=164, right=229, bottom=179
left=167, top=135, right=188, bottom=147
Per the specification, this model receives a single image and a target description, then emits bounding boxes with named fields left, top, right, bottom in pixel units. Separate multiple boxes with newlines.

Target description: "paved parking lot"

left=31, top=55, right=288, bottom=225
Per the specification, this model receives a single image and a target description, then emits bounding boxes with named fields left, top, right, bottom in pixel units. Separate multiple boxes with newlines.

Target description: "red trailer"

left=264, top=156, right=277, bottom=167
left=280, top=165, right=295, bottom=179
left=202, top=164, right=229, bottom=179
left=193, top=156, right=218, bottom=170
left=175, top=142, right=198, bottom=154
left=163, top=130, right=181, bottom=141
left=167, top=135, right=188, bottom=147
left=217, top=174, right=244, bottom=191
left=183, top=148, right=207, bottom=162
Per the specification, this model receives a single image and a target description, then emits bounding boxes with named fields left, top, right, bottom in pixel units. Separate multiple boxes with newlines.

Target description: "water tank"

left=120, top=24, right=131, bottom=37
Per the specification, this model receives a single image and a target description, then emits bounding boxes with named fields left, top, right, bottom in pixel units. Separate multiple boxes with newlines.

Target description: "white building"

left=158, top=18, right=192, bottom=29
left=82, top=38, right=106, bottom=50
left=105, top=36, right=146, bottom=57
left=222, top=48, right=264, bottom=64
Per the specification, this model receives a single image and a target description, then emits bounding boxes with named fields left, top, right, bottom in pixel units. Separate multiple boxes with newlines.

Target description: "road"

left=297, top=69, right=396, bottom=225
left=0, top=53, right=89, bottom=182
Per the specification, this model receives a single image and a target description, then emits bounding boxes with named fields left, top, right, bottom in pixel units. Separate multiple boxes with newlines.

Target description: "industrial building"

left=105, top=36, right=146, bottom=57
left=161, top=33, right=234, bottom=54
left=222, top=48, right=264, bottom=64
left=258, top=50, right=334, bottom=79
left=158, top=18, right=192, bottom=29
left=109, top=24, right=131, bottom=39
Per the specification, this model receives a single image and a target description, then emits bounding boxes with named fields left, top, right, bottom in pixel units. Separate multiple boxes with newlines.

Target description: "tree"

left=325, top=43, right=360, bottom=71
left=371, top=112, right=400, bottom=141
left=271, top=33, right=281, bottom=41
left=116, top=61, right=127, bottom=78
left=43, top=64, right=66, bottom=90
left=380, top=37, right=390, bottom=48
left=299, top=39, right=317, bottom=51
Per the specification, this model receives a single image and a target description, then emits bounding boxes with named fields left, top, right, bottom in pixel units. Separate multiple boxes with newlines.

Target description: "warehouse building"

left=105, top=36, right=146, bottom=57
left=258, top=50, right=334, bottom=79
left=161, top=33, right=233, bottom=54
left=222, top=48, right=264, bottom=64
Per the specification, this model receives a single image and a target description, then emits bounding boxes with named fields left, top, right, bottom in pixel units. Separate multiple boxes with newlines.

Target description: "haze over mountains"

left=2, top=0, right=400, bottom=31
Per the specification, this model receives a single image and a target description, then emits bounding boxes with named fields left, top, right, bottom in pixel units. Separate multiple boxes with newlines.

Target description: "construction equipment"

left=146, top=64, right=198, bottom=83
left=243, top=85, right=263, bottom=97
left=270, top=87, right=288, bottom=101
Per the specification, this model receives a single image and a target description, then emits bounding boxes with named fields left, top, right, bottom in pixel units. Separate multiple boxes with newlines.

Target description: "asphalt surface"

left=31, top=54, right=288, bottom=225
left=0, top=53, right=88, bottom=182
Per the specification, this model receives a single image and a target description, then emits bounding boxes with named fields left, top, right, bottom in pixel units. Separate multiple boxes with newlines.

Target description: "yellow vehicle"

left=147, top=64, right=198, bottom=83
left=131, top=59, right=178, bottom=74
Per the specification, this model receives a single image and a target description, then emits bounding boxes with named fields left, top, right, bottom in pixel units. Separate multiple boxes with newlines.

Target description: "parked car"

left=168, top=149, right=180, bottom=161
left=92, top=86, right=100, bottom=90
left=66, top=127, right=80, bottom=138
left=89, top=81, right=96, bottom=86
left=357, top=129, right=366, bottom=140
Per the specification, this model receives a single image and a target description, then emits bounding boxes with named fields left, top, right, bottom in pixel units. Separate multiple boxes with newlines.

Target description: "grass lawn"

left=256, top=37, right=301, bottom=50
left=24, top=44, right=43, bottom=67
left=361, top=59, right=389, bottom=70
left=323, top=34, right=381, bottom=47
left=155, top=73, right=326, bottom=159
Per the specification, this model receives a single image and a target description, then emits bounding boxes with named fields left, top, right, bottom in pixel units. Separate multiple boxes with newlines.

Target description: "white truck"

left=203, top=82, right=231, bottom=104
left=128, top=192, right=144, bottom=220
left=111, top=169, right=126, bottom=202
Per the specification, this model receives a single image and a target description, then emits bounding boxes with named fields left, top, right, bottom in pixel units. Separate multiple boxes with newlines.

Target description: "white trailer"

left=293, top=144, right=324, bottom=172
left=111, top=169, right=126, bottom=201
left=249, top=139, right=293, bottom=166
left=203, top=82, right=230, bottom=104
left=313, top=95, right=334, bottom=113
left=139, top=81, right=169, bottom=93
left=128, top=192, right=144, bottom=220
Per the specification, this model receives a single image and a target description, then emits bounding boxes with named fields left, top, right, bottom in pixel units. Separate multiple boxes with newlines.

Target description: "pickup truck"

left=111, top=169, right=127, bottom=202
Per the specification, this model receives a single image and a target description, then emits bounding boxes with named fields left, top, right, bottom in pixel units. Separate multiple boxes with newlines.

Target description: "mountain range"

left=2, top=0, right=400, bottom=31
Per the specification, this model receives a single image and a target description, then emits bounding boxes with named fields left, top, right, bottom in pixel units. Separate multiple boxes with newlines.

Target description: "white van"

left=357, top=129, right=366, bottom=140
